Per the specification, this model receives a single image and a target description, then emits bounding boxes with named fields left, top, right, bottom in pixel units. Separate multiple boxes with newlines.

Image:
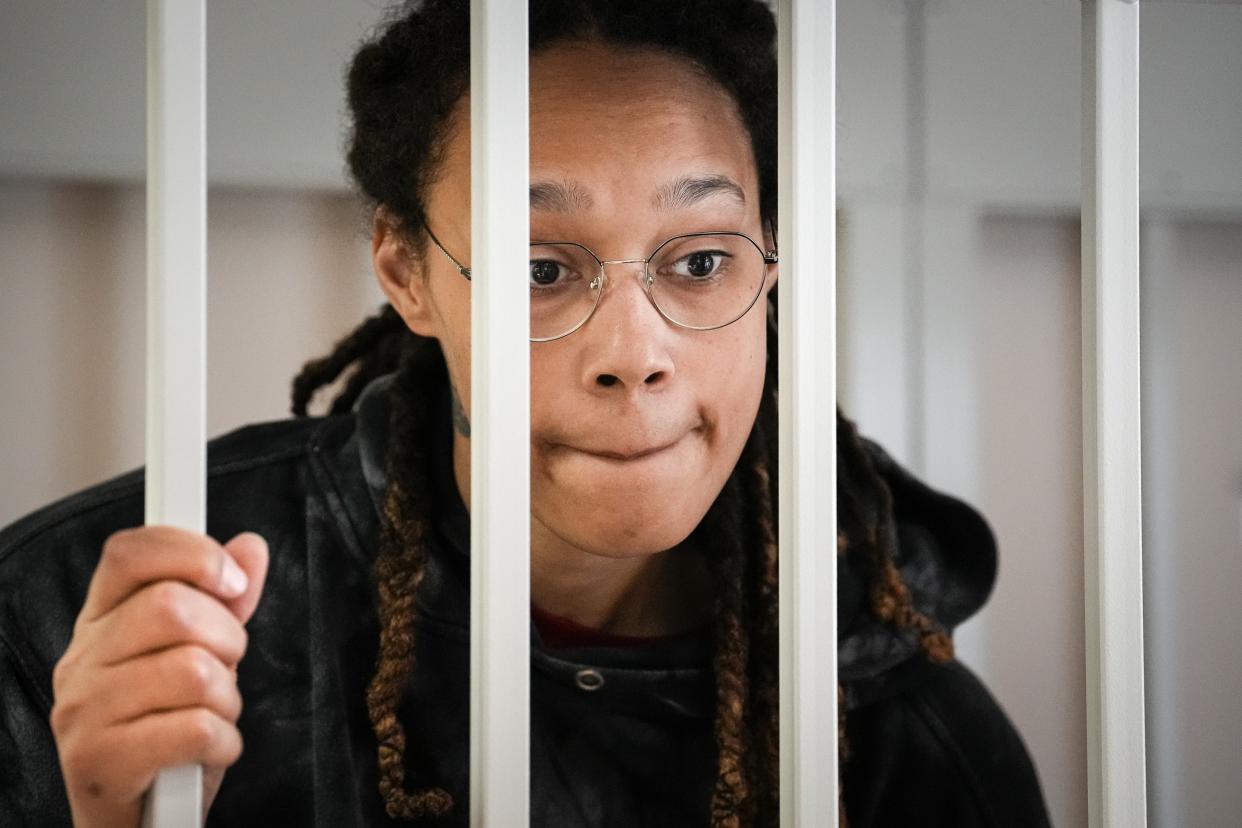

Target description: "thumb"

left=220, top=532, right=269, bottom=626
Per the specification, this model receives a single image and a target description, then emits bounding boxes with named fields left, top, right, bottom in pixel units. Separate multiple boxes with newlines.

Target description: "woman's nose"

left=578, top=265, right=676, bottom=394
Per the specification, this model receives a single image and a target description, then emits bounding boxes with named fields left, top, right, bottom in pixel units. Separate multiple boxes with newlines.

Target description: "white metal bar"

left=776, top=1, right=838, bottom=826
left=141, top=0, right=207, bottom=826
left=469, top=1, right=530, bottom=826
left=1081, top=2, right=1148, bottom=827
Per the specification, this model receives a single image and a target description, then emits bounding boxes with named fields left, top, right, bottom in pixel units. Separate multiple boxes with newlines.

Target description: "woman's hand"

left=50, top=528, right=269, bottom=828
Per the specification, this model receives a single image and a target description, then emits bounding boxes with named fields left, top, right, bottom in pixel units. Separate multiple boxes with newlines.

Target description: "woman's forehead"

left=429, top=41, right=759, bottom=223
left=525, top=44, right=758, bottom=210
left=528, top=43, right=743, bottom=142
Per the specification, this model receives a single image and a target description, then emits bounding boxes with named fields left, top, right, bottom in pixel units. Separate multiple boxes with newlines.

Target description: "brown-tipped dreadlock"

left=365, top=336, right=456, bottom=820
left=834, top=411, right=956, bottom=667
left=290, top=304, right=407, bottom=418
left=735, top=311, right=783, bottom=826
left=695, top=457, right=756, bottom=826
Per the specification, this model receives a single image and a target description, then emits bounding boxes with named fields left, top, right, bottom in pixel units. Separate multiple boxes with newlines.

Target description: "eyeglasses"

left=424, top=222, right=779, bottom=342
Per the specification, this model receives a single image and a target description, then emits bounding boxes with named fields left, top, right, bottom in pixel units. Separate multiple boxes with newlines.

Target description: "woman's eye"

left=674, top=250, right=728, bottom=280
left=530, top=260, right=562, bottom=287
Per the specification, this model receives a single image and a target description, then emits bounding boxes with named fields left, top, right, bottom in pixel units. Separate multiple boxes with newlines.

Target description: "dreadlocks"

left=291, top=1, right=953, bottom=823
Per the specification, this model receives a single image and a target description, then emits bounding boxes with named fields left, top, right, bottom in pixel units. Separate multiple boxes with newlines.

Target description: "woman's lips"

left=577, top=440, right=678, bottom=461
left=560, top=428, right=697, bottom=462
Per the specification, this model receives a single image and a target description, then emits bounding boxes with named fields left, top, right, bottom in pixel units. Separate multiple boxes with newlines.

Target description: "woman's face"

left=376, top=41, right=776, bottom=559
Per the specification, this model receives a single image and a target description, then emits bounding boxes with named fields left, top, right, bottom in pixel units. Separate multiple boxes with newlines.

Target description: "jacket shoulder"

left=0, top=417, right=326, bottom=558
left=0, top=415, right=346, bottom=714
left=843, top=657, right=1051, bottom=828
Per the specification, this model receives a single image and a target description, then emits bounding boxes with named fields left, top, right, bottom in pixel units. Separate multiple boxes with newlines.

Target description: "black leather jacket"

left=0, top=375, right=1051, bottom=826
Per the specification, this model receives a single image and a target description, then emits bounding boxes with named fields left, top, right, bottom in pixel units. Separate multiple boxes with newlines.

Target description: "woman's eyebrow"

left=653, top=174, right=746, bottom=211
left=528, top=174, right=747, bottom=213
left=530, top=180, right=593, bottom=212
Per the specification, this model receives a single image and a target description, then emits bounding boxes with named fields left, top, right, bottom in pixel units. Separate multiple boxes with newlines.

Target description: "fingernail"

left=220, top=554, right=249, bottom=597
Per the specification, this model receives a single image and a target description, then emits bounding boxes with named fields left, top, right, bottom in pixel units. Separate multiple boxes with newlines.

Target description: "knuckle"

left=101, top=527, right=136, bottom=557
left=101, top=529, right=139, bottom=574
left=225, top=728, right=244, bottom=764
left=57, top=733, right=100, bottom=781
left=209, top=723, right=244, bottom=767
left=214, top=618, right=247, bottom=666
left=150, top=581, right=193, bottom=632
left=57, top=738, right=87, bottom=775
left=221, top=680, right=244, bottom=724
left=50, top=670, right=85, bottom=735
left=187, top=709, right=218, bottom=750
left=176, top=646, right=216, bottom=696
left=191, top=546, right=222, bottom=590
left=231, top=623, right=249, bottom=660
left=50, top=651, right=73, bottom=698
left=49, top=700, right=70, bottom=736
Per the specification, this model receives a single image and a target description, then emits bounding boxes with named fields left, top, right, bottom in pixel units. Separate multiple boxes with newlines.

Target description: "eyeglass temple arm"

left=424, top=222, right=473, bottom=280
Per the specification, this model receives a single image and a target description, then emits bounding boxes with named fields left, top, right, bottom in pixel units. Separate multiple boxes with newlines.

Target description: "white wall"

left=976, top=215, right=1087, bottom=828
left=1142, top=217, right=1242, bottom=828
left=0, top=0, right=383, bottom=188
left=0, top=179, right=382, bottom=525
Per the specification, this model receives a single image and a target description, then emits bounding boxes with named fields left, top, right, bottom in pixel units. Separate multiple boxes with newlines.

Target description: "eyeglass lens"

left=528, top=233, right=767, bottom=340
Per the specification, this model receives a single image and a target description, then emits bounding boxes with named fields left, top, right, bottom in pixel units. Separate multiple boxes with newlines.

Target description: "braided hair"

left=293, top=1, right=953, bottom=823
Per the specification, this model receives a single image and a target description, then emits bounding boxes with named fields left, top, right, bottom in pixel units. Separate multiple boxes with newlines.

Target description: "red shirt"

left=530, top=603, right=698, bottom=649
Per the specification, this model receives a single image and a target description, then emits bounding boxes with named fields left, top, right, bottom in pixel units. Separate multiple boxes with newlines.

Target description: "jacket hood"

left=353, top=373, right=997, bottom=695
left=837, top=433, right=998, bottom=682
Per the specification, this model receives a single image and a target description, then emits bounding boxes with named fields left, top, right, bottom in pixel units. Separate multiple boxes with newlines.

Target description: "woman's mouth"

left=575, top=438, right=681, bottom=462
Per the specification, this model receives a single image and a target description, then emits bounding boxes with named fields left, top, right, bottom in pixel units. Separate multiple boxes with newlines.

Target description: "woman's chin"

left=535, top=493, right=707, bottom=559
left=565, top=524, right=695, bottom=559
left=532, top=430, right=724, bottom=556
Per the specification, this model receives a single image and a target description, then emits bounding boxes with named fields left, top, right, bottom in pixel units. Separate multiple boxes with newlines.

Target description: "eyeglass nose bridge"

left=571, top=255, right=665, bottom=332
left=589, top=256, right=659, bottom=301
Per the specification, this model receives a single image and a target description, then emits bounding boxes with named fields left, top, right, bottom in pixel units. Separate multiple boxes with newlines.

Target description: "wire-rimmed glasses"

left=424, top=224, right=779, bottom=342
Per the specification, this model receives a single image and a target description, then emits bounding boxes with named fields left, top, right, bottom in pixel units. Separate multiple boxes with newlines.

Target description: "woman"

left=0, top=0, right=1051, bottom=825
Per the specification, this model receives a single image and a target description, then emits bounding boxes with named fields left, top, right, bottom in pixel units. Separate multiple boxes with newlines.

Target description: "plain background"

left=2, top=1, right=1240, bottom=825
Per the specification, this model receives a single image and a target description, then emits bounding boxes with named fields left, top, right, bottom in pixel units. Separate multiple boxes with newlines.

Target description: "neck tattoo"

left=451, top=382, right=471, bottom=438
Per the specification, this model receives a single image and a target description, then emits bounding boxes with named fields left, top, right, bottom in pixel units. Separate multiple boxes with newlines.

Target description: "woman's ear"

left=372, top=207, right=441, bottom=338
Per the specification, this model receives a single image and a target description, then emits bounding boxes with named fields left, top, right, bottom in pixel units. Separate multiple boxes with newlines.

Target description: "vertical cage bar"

left=469, top=1, right=530, bottom=826
left=777, top=0, right=838, bottom=826
left=1081, top=1, right=1147, bottom=826
left=141, top=0, right=207, bottom=825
